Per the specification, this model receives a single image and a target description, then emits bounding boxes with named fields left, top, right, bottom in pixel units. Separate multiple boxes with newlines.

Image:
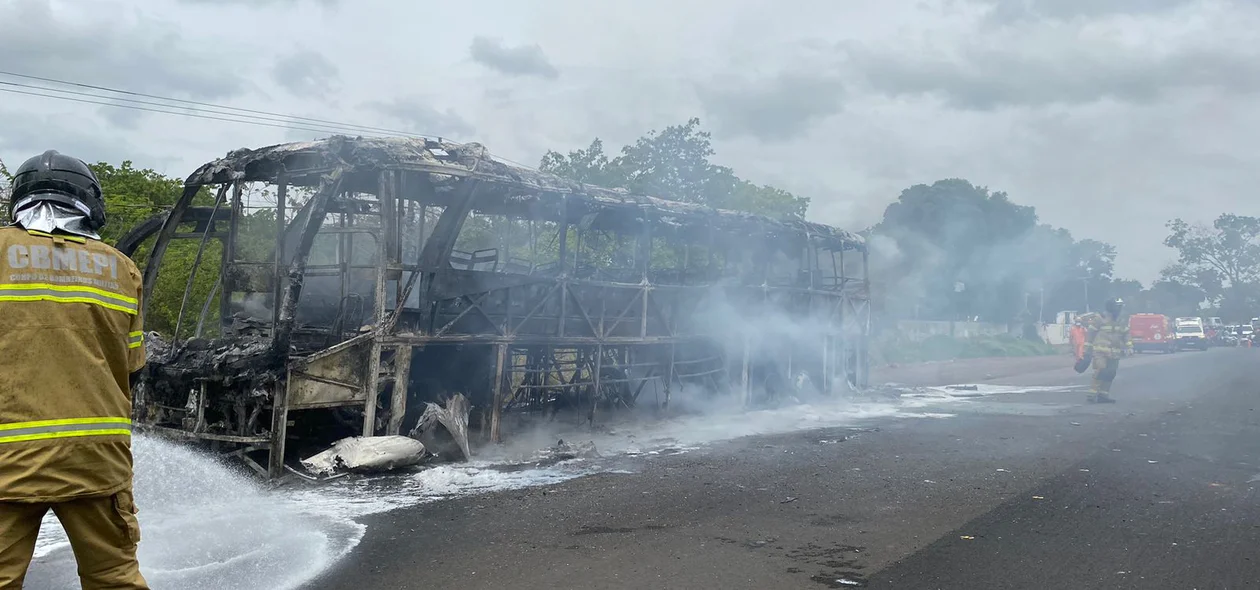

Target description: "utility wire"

left=0, top=70, right=434, bottom=139
left=0, top=71, right=541, bottom=170
left=0, top=79, right=417, bottom=137
left=0, top=87, right=391, bottom=137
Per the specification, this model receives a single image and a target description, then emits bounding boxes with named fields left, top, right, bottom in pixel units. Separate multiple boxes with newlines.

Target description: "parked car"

left=1235, top=325, right=1255, bottom=346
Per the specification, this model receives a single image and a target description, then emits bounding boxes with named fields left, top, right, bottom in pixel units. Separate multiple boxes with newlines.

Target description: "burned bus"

left=119, top=135, right=871, bottom=477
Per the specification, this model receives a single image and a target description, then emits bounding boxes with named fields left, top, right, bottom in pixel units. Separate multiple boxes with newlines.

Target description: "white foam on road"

left=288, top=460, right=606, bottom=521
left=29, top=382, right=1062, bottom=589
left=898, top=383, right=1083, bottom=401
left=32, top=436, right=364, bottom=590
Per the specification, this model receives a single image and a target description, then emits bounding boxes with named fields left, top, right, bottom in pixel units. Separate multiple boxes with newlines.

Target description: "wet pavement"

left=311, top=347, right=1260, bottom=589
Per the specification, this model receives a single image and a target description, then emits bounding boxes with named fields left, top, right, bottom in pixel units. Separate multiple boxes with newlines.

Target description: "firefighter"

left=1082, top=297, right=1133, bottom=404
left=1070, top=317, right=1088, bottom=361
left=0, top=151, right=149, bottom=589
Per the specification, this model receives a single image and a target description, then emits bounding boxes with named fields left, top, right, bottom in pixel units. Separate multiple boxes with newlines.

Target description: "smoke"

left=871, top=213, right=1088, bottom=326
left=476, top=272, right=872, bottom=462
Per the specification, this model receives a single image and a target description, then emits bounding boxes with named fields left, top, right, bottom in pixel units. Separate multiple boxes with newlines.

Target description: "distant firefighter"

left=1070, top=318, right=1088, bottom=361
left=1081, top=298, right=1133, bottom=404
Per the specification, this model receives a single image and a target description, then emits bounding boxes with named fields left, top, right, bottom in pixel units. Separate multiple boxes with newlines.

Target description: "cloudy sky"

left=2, top=0, right=1258, bottom=283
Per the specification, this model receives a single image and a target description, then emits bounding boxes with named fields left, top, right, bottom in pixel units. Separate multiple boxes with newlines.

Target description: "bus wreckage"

left=122, top=135, right=871, bottom=478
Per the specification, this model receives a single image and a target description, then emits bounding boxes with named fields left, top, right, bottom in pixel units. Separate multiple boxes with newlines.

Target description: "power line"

left=0, top=79, right=415, bottom=138
left=0, top=87, right=386, bottom=137
left=0, top=71, right=541, bottom=171
left=0, top=70, right=436, bottom=139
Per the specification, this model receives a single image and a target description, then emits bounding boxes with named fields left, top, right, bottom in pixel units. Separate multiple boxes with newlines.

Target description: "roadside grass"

left=874, top=333, right=1060, bottom=364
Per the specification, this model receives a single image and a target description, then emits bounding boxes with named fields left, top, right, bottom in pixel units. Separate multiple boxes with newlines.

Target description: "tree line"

left=2, top=118, right=1253, bottom=336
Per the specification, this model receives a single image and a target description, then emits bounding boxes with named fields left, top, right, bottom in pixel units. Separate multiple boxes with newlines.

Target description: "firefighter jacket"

left=1083, top=312, right=1132, bottom=360
left=0, top=226, right=145, bottom=503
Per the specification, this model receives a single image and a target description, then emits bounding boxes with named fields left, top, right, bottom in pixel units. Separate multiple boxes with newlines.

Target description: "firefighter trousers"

left=0, top=490, right=148, bottom=589
left=1091, top=356, right=1120, bottom=394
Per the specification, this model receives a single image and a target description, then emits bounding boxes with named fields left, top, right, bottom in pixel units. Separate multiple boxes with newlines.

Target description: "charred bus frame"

left=121, top=136, right=870, bottom=478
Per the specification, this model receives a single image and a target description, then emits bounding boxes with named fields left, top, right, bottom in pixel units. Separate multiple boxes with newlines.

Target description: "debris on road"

left=960, top=535, right=975, bottom=540
left=781, top=497, right=799, bottom=504
left=408, top=394, right=472, bottom=462
left=300, top=435, right=427, bottom=476
left=532, top=439, right=600, bottom=466
left=945, top=385, right=979, bottom=391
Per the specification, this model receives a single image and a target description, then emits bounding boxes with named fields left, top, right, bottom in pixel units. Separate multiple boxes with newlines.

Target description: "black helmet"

left=1106, top=297, right=1124, bottom=314
left=9, top=150, right=106, bottom=230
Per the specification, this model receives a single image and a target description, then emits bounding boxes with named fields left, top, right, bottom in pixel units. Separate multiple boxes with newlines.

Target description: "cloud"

left=2, top=0, right=1255, bottom=287
left=844, top=9, right=1260, bottom=110
left=272, top=50, right=340, bottom=97
left=696, top=71, right=846, bottom=141
left=981, top=0, right=1200, bottom=23
left=178, top=0, right=338, bottom=5
left=98, top=100, right=148, bottom=130
left=0, top=109, right=151, bottom=167
left=0, top=0, right=245, bottom=101
left=365, top=98, right=475, bottom=140
left=469, top=37, right=559, bottom=79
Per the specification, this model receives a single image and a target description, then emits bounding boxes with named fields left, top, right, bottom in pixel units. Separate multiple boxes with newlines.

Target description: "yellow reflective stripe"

left=0, top=283, right=137, bottom=304
left=0, top=429, right=132, bottom=444
left=0, top=416, right=131, bottom=443
left=25, top=229, right=87, bottom=244
left=0, top=417, right=133, bottom=432
left=0, top=283, right=138, bottom=315
left=128, top=331, right=144, bottom=349
left=0, top=417, right=132, bottom=444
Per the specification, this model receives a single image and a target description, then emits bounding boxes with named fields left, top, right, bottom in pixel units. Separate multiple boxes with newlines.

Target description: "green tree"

left=538, top=138, right=619, bottom=187
left=1164, top=214, right=1260, bottom=289
left=88, top=162, right=224, bottom=337
left=869, top=178, right=1134, bottom=322
left=540, top=118, right=809, bottom=219
left=1130, top=279, right=1207, bottom=318
left=0, top=159, right=11, bottom=211
left=1161, top=214, right=1260, bottom=318
left=872, top=179, right=1038, bottom=321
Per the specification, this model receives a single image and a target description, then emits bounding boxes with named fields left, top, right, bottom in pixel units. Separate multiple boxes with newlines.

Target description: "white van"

left=1174, top=317, right=1208, bottom=351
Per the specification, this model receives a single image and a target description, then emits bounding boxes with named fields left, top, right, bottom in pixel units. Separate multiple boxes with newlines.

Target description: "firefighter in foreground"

left=0, top=151, right=149, bottom=588
left=1080, top=298, right=1134, bottom=404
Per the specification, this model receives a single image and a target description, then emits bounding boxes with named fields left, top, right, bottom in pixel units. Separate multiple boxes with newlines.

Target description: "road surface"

left=311, top=348, right=1260, bottom=589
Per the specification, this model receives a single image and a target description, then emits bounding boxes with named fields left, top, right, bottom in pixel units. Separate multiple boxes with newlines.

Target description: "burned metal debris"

left=408, top=394, right=472, bottom=462
left=300, top=435, right=427, bottom=477
left=124, top=135, right=872, bottom=478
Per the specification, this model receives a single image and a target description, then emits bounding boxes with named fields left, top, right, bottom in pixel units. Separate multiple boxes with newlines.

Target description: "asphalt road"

left=311, top=347, right=1260, bottom=590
